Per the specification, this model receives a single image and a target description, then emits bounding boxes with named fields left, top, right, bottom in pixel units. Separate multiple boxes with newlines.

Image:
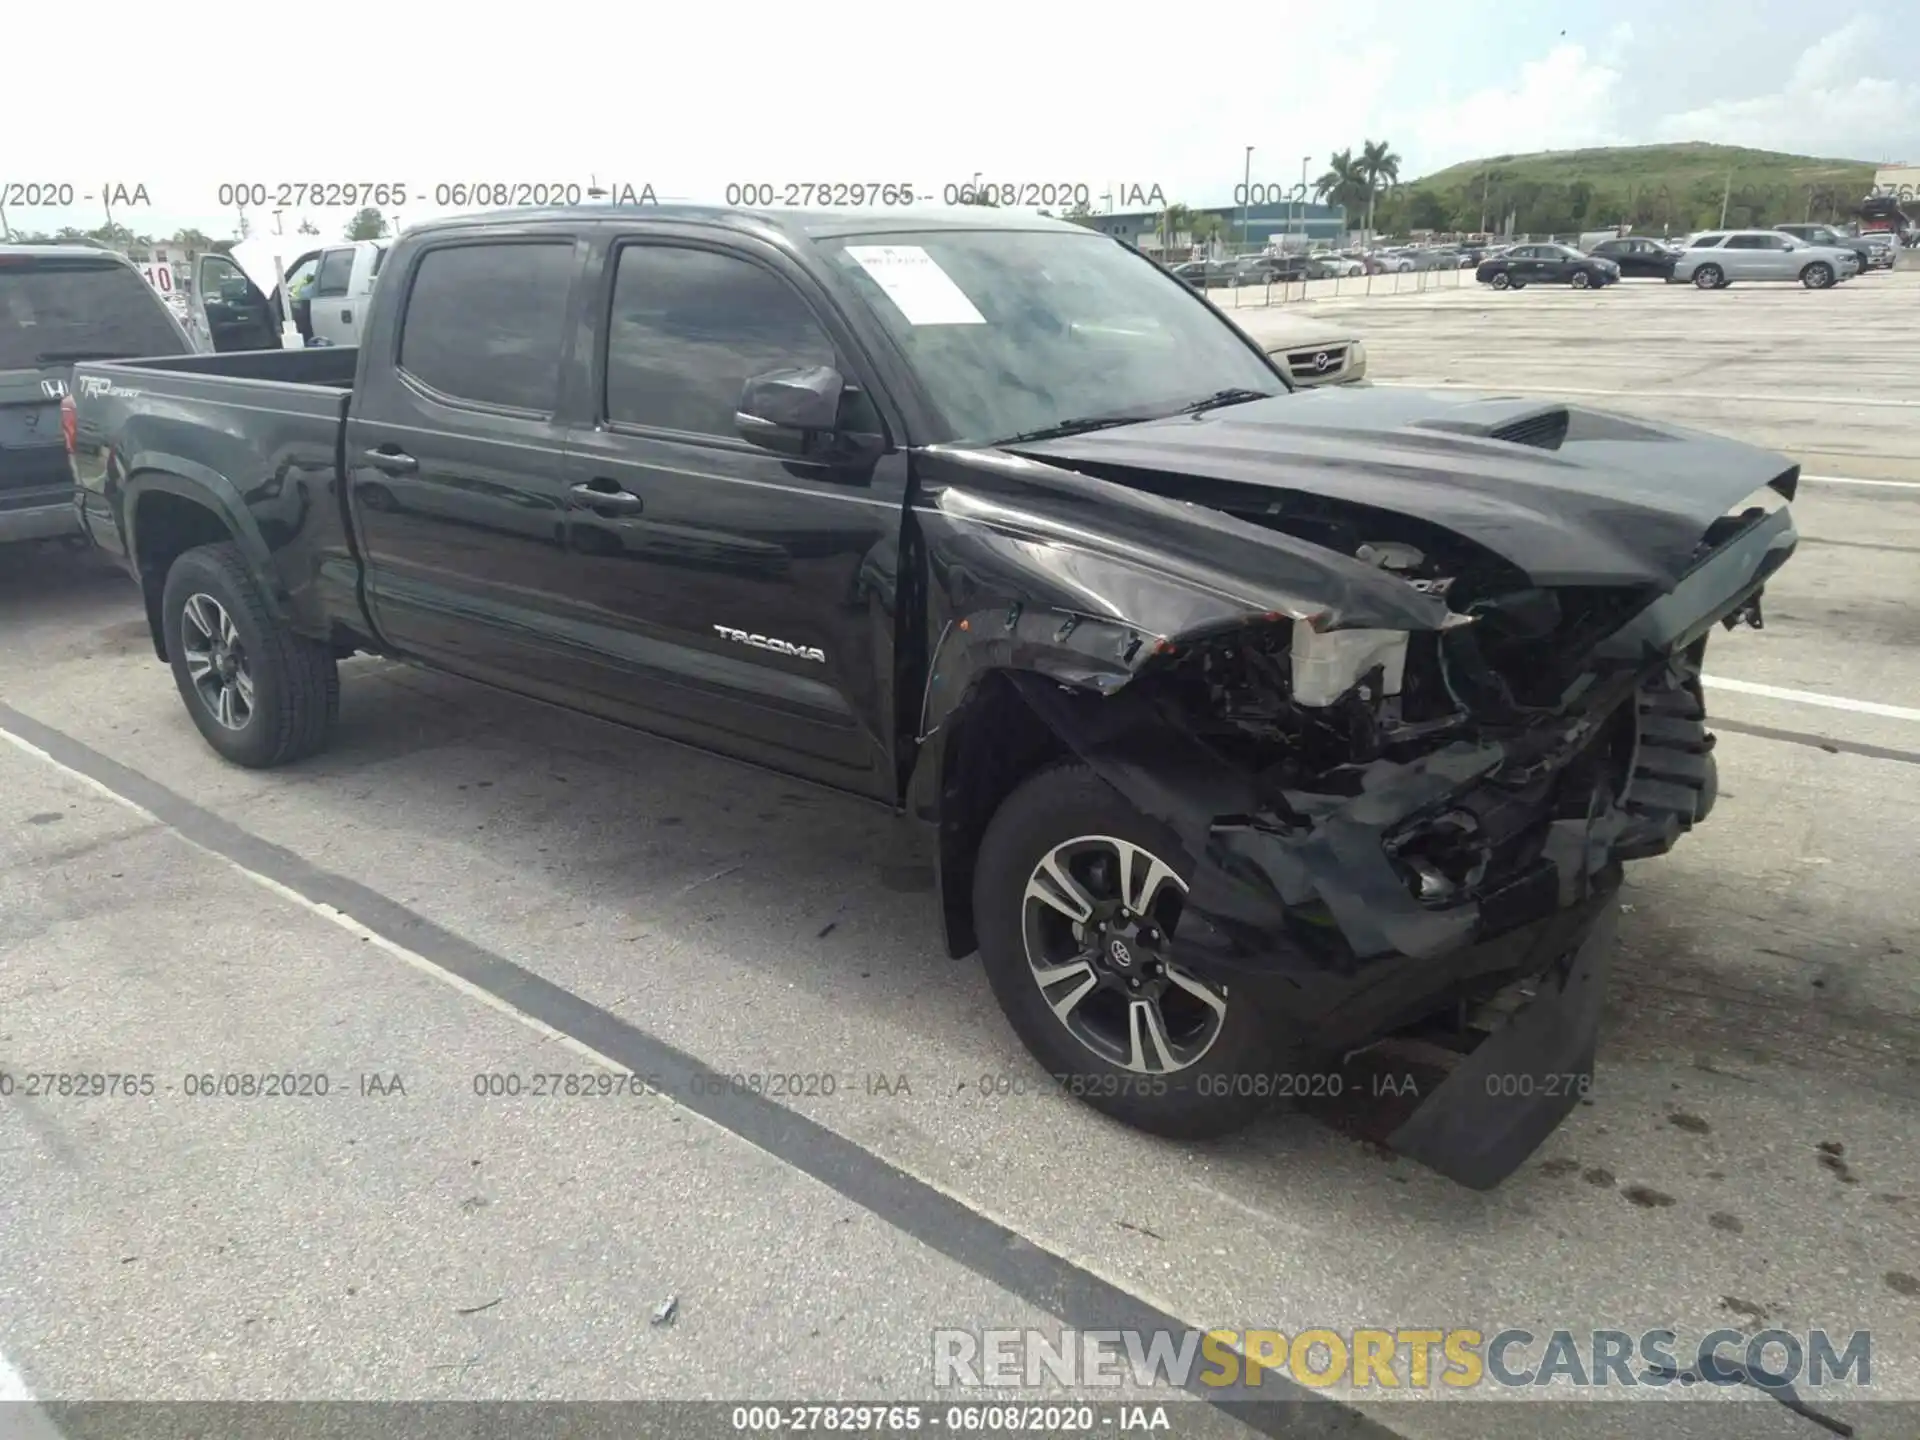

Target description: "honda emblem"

left=41, top=378, right=68, bottom=399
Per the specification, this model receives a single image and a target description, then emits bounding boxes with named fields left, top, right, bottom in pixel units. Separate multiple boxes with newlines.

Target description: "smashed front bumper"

left=1009, top=670, right=1639, bottom=1186
left=1383, top=883, right=1619, bottom=1189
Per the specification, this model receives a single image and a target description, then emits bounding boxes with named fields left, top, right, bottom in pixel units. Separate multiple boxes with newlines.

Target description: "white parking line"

left=1703, top=676, right=1920, bottom=723
left=1371, top=381, right=1920, bottom=408
left=0, top=1344, right=66, bottom=1440
left=1800, top=474, right=1920, bottom=490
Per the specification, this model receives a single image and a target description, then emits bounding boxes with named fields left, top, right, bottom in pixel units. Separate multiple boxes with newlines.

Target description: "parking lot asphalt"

left=1225, top=263, right=1920, bottom=480
left=3, top=265, right=1918, bottom=1440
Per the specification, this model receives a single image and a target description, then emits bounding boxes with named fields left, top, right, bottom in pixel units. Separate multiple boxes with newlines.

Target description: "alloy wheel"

left=1020, top=834, right=1227, bottom=1074
left=179, top=592, right=255, bottom=731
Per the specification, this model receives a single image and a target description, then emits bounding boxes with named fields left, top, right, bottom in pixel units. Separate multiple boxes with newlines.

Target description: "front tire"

left=1571, top=270, right=1593, bottom=288
left=1800, top=262, right=1834, bottom=289
left=973, top=761, right=1303, bottom=1139
left=161, top=542, right=340, bottom=768
left=1487, top=272, right=1511, bottom=289
left=1693, top=265, right=1724, bottom=289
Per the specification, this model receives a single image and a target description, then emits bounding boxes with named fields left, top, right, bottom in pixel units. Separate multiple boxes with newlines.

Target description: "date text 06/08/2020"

left=720, top=181, right=1168, bottom=209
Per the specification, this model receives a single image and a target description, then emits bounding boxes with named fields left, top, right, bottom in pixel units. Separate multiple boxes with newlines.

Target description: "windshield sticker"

left=844, top=246, right=986, bottom=326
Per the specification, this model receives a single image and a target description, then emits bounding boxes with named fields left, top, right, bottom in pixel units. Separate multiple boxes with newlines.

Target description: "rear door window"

left=396, top=241, right=574, bottom=413
left=0, top=254, right=186, bottom=368
left=314, top=248, right=357, bottom=297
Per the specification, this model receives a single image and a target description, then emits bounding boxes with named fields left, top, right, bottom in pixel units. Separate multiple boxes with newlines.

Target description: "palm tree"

left=1312, top=150, right=1370, bottom=227
left=1159, top=203, right=1193, bottom=254
left=1359, top=139, right=1401, bottom=243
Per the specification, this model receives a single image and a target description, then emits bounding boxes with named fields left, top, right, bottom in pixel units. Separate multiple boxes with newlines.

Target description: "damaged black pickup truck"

left=66, top=207, right=1798, bottom=1186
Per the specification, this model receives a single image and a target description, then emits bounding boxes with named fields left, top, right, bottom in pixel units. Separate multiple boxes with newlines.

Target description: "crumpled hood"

left=1011, top=386, right=1799, bottom=589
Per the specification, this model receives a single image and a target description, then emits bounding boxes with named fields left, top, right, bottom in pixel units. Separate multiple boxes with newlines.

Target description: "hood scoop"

left=1411, top=404, right=1571, bottom=452
left=1485, top=407, right=1571, bottom=451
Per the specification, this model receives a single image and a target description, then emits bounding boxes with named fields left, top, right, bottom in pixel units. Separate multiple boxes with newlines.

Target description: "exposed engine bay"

left=1120, top=484, right=1790, bottom=926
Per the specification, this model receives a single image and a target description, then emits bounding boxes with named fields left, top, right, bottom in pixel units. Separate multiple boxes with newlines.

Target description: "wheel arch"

left=911, top=668, right=1076, bottom=959
left=123, top=467, right=284, bottom=661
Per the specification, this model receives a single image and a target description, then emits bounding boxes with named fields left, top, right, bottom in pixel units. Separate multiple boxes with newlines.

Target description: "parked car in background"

left=1234, top=254, right=1307, bottom=286
left=1476, top=244, right=1619, bottom=290
left=1857, top=231, right=1898, bottom=270
left=1306, top=252, right=1363, bottom=278
left=2, top=244, right=197, bottom=547
left=1772, top=224, right=1885, bottom=273
left=1585, top=236, right=1680, bottom=279
left=1363, top=250, right=1414, bottom=274
left=1224, top=308, right=1368, bottom=386
left=1672, top=231, right=1858, bottom=289
left=1168, top=260, right=1237, bottom=290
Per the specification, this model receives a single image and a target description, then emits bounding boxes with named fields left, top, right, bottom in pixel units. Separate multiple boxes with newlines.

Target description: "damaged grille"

left=1487, top=408, right=1570, bottom=451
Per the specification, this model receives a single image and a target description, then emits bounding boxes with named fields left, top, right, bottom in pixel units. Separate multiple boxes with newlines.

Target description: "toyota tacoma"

left=66, top=207, right=1798, bottom=1187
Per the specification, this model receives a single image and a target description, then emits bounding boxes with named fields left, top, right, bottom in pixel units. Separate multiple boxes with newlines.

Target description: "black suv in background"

left=1, top=245, right=197, bottom=547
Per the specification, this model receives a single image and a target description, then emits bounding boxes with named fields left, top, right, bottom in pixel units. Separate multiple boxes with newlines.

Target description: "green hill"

left=1379, top=143, right=1878, bottom=236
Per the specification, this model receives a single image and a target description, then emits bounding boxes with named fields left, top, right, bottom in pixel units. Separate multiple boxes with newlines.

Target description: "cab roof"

left=400, top=204, right=1097, bottom=244
left=0, top=243, right=138, bottom=262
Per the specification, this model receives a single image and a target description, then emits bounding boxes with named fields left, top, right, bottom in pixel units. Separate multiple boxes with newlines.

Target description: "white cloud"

left=1385, top=44, right=1627, bottom=174
left=1654, top=17, right=1919, bottom=158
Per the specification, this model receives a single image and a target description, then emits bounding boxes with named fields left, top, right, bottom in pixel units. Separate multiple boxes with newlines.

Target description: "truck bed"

left=107, top=345, right=359, bottom=388
left=70, top=346, right=363, bottom=644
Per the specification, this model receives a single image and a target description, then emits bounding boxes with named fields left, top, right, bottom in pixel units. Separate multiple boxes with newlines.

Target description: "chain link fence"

left=1204, top=262, right=1471, bottom=311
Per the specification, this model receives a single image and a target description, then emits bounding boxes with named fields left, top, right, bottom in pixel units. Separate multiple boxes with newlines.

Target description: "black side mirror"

left=736, top=365, right=843, bottom=455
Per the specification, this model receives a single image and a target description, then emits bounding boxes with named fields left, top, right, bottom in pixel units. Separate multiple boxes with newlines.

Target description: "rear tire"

left=161, top=542, right=340, bottom=768
left=973, top=761, right=1304, bottom=1138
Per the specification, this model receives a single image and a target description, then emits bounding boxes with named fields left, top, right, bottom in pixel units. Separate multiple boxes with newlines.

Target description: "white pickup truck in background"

left=121, top=238, right=386, bottom=352
left=225, top=237, right=389, bottom=347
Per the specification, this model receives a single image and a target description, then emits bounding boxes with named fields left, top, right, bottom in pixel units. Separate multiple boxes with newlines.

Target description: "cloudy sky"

left=6, top=0, right=1915, bottom=241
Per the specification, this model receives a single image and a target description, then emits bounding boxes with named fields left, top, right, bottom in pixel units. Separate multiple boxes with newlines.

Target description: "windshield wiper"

left=994, top=414, right=1153, bottom=446
left=35, top=349, right=130, bottom=364
left=1174, top=388, right=1278, bottom=416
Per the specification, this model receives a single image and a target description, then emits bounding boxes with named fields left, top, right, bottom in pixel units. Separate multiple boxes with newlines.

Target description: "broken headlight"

left=1385, top=808, right=1492, bottom=905
left=1288, top=623, right=1409, bottom=708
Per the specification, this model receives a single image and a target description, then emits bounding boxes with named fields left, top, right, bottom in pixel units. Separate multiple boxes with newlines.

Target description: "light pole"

left=1300, top=154, right=1311, bottom=249
left=1242, top=146, right=1253, bottom=255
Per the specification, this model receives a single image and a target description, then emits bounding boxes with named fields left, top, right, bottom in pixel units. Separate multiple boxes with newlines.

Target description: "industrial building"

left=1084, top=199, right=1348, bottom=254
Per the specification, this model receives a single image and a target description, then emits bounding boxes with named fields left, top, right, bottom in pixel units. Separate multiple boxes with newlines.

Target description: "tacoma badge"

left=713, top=625, right=827, bottom=663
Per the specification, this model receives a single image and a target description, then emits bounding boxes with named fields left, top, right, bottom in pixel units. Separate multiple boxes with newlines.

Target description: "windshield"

left=0, top=256, right=185, bottom=370
left=819, top=228, right=1285, bottom=445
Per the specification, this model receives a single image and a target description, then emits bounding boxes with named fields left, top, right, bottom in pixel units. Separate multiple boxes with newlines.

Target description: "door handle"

left=569, top=482, right=643, bottom=514
left=341, top=308, right=352, bottom=323
left=363, top=448, right=418, bottom=475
